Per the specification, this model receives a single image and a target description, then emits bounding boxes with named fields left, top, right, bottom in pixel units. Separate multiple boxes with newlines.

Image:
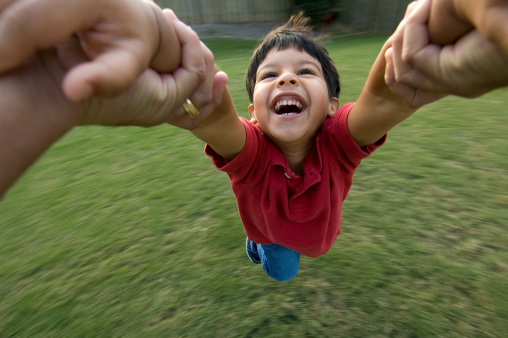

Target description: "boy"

left=183, top=11, right=444, bottom=282
left=1, top=0, right=506, bottom=280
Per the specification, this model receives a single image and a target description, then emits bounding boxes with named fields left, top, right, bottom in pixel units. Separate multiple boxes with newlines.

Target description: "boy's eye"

left=260, top=72, right=277, bottom=80
left=298, top=68, right=315, bottom=76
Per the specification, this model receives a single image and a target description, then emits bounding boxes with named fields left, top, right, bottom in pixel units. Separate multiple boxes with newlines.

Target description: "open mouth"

left=274, top=99, right=304, bottom=116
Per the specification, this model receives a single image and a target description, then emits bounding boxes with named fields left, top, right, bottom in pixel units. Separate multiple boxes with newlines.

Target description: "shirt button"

left=284, top=172, right=291, bottom=179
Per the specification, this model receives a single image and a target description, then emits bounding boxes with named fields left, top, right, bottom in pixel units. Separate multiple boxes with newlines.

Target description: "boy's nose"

left=277, top=73, right=298, bottom=87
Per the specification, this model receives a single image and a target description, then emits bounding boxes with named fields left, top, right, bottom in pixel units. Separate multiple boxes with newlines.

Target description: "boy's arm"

left=347, top=41, right=417, bottom=147
left=189, top=85, right=246, bottom=161
left=346, top=2, right=444, bottom=147
left=162, top=16, right=246, bottom=161
left=0, top=0, right=181, bottom=101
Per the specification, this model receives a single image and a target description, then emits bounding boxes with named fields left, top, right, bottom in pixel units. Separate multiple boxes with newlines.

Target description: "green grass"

left=1, top=35, right=508, bottom=337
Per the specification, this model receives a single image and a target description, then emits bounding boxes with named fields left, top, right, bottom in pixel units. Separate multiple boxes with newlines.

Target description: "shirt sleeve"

left=204, top=117, right=264, bottom=184
left=325, top=102, right=386, bottom=169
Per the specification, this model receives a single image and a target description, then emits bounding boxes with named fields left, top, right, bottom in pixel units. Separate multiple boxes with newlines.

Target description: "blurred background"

left=156, top=0, right=414, bottom=34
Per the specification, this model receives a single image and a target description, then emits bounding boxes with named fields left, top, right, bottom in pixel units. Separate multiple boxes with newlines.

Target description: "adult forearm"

left=0, top=61, right=79, bottom=198
left=0, top=106, right=76, bottom=198
left=0, top=121, right=70, bottom=200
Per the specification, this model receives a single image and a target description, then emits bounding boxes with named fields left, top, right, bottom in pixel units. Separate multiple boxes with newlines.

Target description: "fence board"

left=340, top=0, right=413, bottom=33
left=156, top=0, right=292, bottom=24
left=155, top=0, right=414, bottom=34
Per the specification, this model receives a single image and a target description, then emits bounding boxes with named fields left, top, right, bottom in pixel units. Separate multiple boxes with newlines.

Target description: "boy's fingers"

left=194, top=71, right=228, bottom=117
left=162, top=8, right=178, bottom=21
left=402, top=0, right=431, bottom=64
left=163, top=9, right=206, bottom=101
left=402, top=0, right=419, bottom=19
left=187, top=42, right=215, bottom=109
left=167, top=12, right=206, bottom=83
left=211, top=71, right=228, bottom=107
left=149, top=7, right=181, bottom=72
left=385, top=47, right=415, bottom=106
left=389, top=28, right=449, bottom=94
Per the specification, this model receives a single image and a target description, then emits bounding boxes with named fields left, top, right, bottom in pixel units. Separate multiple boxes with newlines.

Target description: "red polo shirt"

left=205, top=103, right=385, bottom=257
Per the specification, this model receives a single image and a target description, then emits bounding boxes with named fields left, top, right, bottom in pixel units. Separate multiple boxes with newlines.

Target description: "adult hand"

left=385, top=0, right=508, bottom=99
left=427, top=0, right=508, bottom=53
left=0, top=0, right=181, bottom=101
left=76, top=10, right=225, bottom=127
left=0, top=11, right=216, bottom=197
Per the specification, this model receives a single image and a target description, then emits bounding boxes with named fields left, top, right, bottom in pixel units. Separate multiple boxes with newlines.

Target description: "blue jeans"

left=247, top=240, right=301, bottom=281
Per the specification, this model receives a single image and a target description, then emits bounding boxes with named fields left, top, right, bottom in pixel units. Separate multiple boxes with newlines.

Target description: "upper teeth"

left=275, top=99, right=303, bottom=112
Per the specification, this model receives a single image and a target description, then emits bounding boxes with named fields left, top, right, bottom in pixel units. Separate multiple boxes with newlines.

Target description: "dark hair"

left=246, top=12, right=340, bottom=103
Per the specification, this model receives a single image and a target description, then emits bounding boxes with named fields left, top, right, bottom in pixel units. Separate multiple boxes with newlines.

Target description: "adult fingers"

left=468, top=1, right=508, bottom=56
left=0, top=0, right=16, bottom=12
left=0, top=0, right=95, bottom=73
left=62, top=46, right=147, bottom=101
left=427, top=0, right=472, bottom=46
left=0, top=0, right=158, bottom=100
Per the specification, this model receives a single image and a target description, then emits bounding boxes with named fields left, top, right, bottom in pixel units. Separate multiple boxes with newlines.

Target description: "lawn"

left=1, top=35, right=507, bottom=337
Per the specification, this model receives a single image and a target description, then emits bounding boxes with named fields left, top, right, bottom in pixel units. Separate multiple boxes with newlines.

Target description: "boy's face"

left=249, top=47, right=339, bottom=150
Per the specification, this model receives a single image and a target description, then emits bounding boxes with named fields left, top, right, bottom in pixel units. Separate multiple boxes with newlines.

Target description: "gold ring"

left=182, top=98, right=200, bottom=118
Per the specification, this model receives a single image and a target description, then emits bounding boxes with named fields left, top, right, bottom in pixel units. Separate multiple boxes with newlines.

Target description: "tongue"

left=277, top=104, right=301, bottom=115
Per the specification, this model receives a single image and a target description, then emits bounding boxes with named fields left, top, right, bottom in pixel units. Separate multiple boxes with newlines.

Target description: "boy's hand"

left=0, top=0, right=181, bottom=101
left=384, top=1, right=446, bottom=107
left=162, top=11, right=228, bottom=131
left=385, top=0, right=508, bottom=98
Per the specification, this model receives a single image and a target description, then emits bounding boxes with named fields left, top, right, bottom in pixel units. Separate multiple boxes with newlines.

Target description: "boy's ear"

left=328, top=98, right=340, bottom=117
left=248, top=104, right=257, bottom=123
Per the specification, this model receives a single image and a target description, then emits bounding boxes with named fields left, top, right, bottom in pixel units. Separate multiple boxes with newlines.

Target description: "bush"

left=293, top=0, right=338, bottom=25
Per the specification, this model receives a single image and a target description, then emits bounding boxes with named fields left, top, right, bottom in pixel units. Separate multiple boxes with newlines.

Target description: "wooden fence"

left=155, top=0, right=414, bottom=34
left=342, top=0, right=413, bottom=34
left=155, top=0, right=292, bottom=25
